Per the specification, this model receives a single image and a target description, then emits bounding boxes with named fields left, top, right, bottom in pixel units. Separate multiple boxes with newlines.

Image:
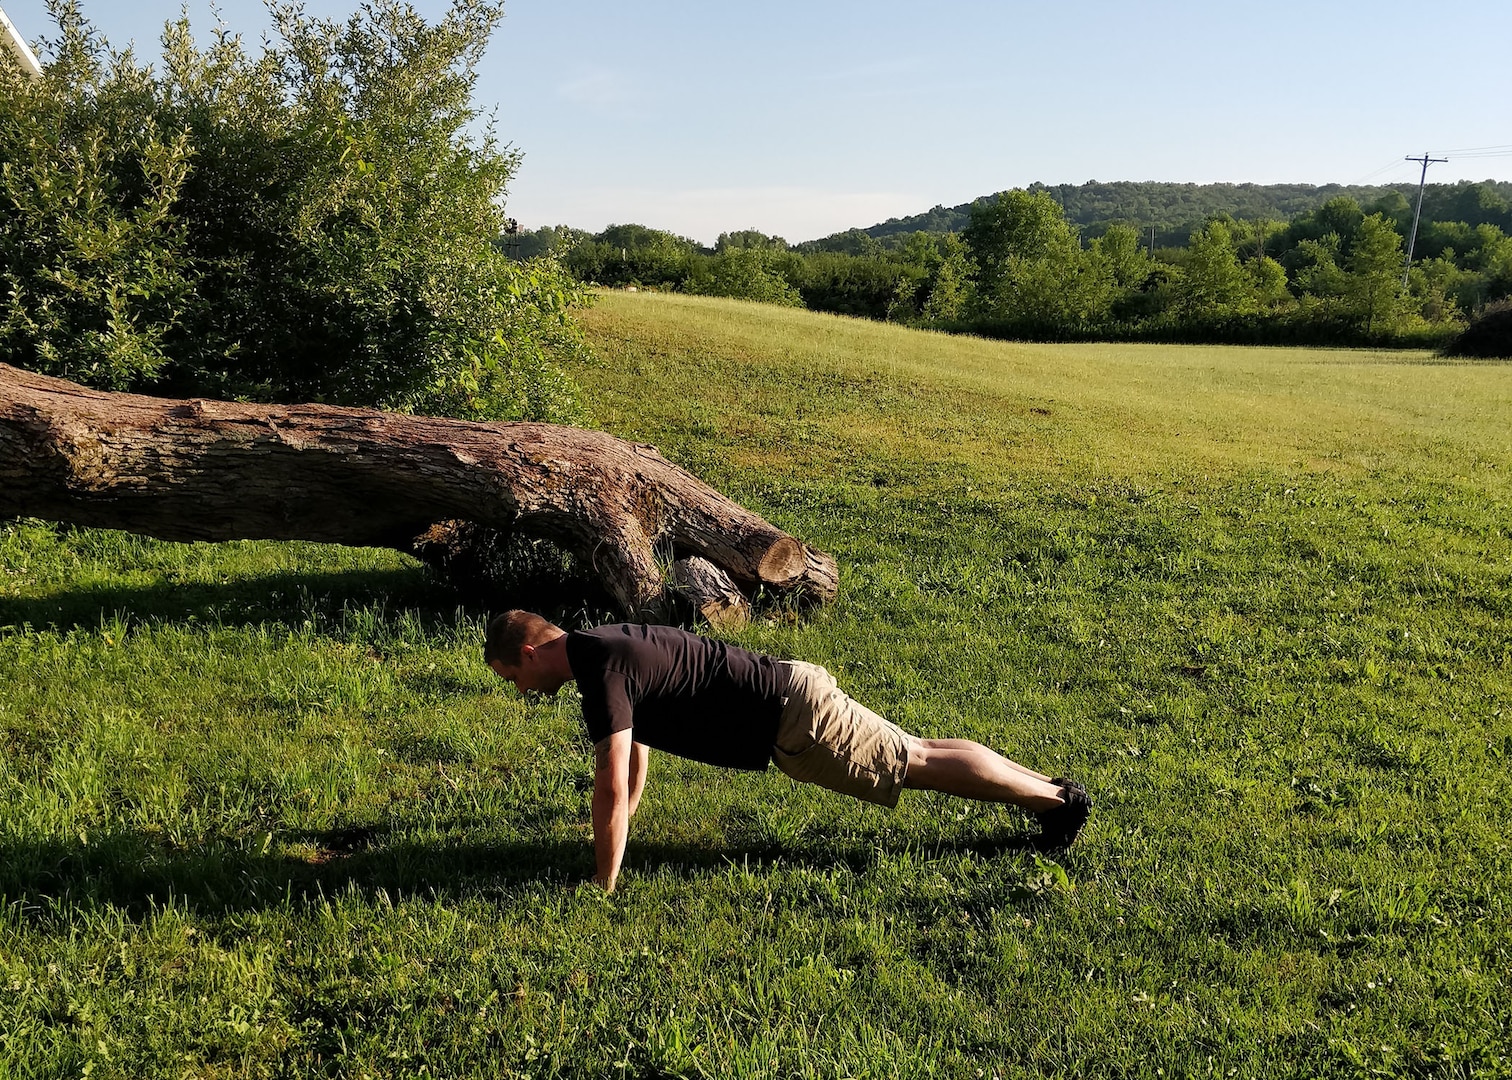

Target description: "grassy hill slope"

left=578, top=292, right=1511, bottom=482
left=1, top=293, right=1508, bottom=1078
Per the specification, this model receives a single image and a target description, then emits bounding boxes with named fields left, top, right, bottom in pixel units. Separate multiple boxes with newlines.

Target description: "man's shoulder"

left=571, top=623, right=754, bottom=682
left=569, top=623, right=691, bottom=671
left=575, top=623, right=703, bottom=650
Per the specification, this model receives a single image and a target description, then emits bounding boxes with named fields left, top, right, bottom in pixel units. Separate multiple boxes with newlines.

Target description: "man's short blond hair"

left=484, top=610, right=564, bottom=667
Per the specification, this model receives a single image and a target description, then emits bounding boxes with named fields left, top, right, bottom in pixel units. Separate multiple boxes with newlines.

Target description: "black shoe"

left=1033, top=783, right=1093, bottom=851
left=1052, top=776, right=1086, bottom=796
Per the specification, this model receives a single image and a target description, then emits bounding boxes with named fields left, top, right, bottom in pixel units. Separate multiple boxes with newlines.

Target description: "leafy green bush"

left=0, top=0, right=586, bottom=422
left=793, top=251, right=917, bottom=320
left=962, top=190, right=1115, bottom=334
left=1441, top=299, right=1512, bottom=359
left=685, top=246, right=804, bottom=307
left=562, top=223, right=699, bottom=289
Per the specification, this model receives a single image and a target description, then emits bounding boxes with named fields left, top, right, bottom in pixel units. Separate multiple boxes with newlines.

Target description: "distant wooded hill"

left=510, top=177, right=1511, bottom=351
left=797, top=180, right=1512, bottom=252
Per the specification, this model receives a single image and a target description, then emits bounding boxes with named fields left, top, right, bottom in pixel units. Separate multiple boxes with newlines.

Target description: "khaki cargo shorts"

left=773, top=660, right=911, bottom=807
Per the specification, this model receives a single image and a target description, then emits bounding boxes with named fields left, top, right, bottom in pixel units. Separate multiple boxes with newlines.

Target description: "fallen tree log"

left=0, top=363, right=838, bottom=618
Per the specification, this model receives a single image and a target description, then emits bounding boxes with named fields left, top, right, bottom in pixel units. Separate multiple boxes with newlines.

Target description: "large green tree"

left=1178, top=220, right=1256, bottom=320
left=686, top=247, right=804, bottom=307
left=563, top=224, right=700, bottom=289
left=1090, top=223, right=1153, bottom=291
left=917, top=233, right=973, bottom=323
left=962, top=190, right=1112, bottom=331
left=1346, top=213, right=1407, bottom=335
left=0, top=0, right=584, bottom=421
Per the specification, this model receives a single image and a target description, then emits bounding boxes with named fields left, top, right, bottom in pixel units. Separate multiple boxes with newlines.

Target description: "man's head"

left=484, top=609, right=571, bottom=694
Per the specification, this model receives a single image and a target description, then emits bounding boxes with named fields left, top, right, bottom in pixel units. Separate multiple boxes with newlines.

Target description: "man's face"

left=489, top=645, right=566, bottom=696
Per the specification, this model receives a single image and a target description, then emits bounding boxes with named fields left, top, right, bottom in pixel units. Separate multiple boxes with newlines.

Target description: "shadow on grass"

left=0, top=824, right=1044, bottom=919
left=0, top=567, right=442, bottom=631
left=1297, top=353, right=1512, bottom=367
left=0, top=564, right=617, bottom=638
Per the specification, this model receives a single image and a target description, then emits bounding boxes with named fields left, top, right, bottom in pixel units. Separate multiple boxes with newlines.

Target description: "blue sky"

left=6, top=0, right=1511, bottom=244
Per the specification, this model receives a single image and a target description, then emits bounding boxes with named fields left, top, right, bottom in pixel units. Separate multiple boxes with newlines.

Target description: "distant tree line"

left=843, top=179, right=1512, bottom=249
left=510, top=182, right=1512, bottom=347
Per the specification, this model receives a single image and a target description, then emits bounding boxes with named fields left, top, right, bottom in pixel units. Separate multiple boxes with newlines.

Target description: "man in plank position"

left=485, top=611, right=1092, bottom=892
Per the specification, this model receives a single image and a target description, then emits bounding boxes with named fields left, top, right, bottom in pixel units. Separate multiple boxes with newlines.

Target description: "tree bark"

left=0, top=363, right=838, bottom=618
left=671, top=556, right=750, bottom=630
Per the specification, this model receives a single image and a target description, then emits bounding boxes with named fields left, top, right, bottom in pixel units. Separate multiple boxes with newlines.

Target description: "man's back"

left=565, top=624, right=788, bottom=770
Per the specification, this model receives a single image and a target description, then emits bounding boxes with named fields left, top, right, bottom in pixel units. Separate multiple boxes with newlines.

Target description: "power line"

left=1348, top=157, right=1415, bottom=185
left=1435, top=143, right=1512, bottom=154
left=1440, top=150, right=1512, bottom=160
left=1348, top=143, right=1512, bottom=188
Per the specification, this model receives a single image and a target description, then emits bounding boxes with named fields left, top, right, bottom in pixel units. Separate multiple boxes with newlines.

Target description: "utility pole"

left=1402, top=151, right=1447, bottom=287
left=0, top=4, right=43, bottom=78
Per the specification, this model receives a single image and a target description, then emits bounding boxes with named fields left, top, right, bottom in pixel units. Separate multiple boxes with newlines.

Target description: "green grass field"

left=2, top=292, right=1509, bottom=1078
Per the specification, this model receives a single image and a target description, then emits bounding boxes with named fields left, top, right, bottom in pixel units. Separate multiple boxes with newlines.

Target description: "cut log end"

left=755, top=536, right=806, bottom=585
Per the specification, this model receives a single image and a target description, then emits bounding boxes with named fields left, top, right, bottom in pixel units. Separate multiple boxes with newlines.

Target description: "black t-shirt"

left=565, top=624, right=788, bottom=771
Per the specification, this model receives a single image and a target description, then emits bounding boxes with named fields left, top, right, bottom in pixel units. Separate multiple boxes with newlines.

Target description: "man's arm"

left=591, top=728, right=634, bottom=892
left=627, top=741, right=649, bottom=817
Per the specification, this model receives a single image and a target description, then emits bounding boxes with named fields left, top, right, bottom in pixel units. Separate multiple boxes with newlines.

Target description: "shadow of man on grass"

left=0, top=822, right=1045, bottom=919
left=0, top=526, right=621, bottom=639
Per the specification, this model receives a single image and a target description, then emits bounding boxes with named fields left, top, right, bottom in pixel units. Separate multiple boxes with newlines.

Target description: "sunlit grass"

left=1, top=294, right=1509, bottom=1077
left=580, top=291, right=1512, bottom=485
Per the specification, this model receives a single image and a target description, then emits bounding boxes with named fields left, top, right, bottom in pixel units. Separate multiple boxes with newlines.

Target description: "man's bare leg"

left=901, top=738, right=1065, bottom=811
left=907, top=738, right=1055, bottom=785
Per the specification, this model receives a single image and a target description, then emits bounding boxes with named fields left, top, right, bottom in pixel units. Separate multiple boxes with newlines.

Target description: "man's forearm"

left=590, top=730, right=634, bottom=892
left=627, top=742, right=649, bottom=817
left=591, top=786, right=630, bottom=891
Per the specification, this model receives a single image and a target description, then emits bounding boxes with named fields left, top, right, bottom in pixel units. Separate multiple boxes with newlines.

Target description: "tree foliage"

left=686, top=247, right=804, bottom=308
left=1347, top=214, right=1409, bottom=334
left=0, top=0, right=586, bottom=421
left=1441, top=299, right=1512, bottom=359
left=563, top=223, right=698, bottom=290
left=1091, top=224, right=1153, bottom=291
left=1179, top=220, right=1258, bottom=319
left=962, top=191, right=1112, bottom=333
left=819, top=179, right=1512, bottom=250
